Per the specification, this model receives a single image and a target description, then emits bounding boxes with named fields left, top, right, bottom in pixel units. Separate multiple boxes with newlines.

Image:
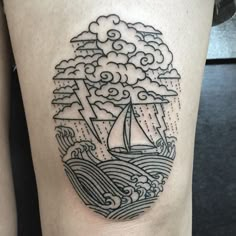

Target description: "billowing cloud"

left=52, top=94, right=78, bottom=105
left=89, top=14, right=173, bottom=71
left=55, top=54, right=102, bottom=71
left=53, top=14, right=180, bottom=109
left=55, top=14, right=176, bottom=84
left=159, top=69, right=181, bottom=79
left=86, top=52, right=146, bottom=85
left=54, top=102, right=83, bottom=120
left=54, top=52, right=146, bottom=84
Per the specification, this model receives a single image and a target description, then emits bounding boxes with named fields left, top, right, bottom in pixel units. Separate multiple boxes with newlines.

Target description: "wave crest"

left=64, top=154, right=171, bottom=219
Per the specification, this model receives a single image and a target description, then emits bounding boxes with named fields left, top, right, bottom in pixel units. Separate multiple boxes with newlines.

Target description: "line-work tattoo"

left=52, top=14, right=181, bottom=220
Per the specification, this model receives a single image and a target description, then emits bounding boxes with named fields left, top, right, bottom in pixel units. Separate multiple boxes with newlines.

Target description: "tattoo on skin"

left=52, top=14, right=181, bottom=220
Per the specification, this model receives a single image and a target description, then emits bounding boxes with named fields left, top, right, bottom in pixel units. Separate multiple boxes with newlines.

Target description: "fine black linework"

left=52, top=14, right=181, bottom=220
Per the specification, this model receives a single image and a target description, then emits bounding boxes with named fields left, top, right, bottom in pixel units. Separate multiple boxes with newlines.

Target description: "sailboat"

left=107, top=103, right=161, bottom=161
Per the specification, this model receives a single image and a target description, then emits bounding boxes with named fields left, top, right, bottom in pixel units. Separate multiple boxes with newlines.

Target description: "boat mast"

left=123, top=103, right=132, bottom=152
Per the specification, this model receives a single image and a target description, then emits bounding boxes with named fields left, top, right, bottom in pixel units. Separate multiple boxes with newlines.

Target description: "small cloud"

left=128, top=22, right=162, bottom=34
left=55, top=54, right=102, bottom=71
left=159, top=69, right=181, bottom=79
left=52, top=94, right=78, bottom=105
left=70, top=31, right=97, bottom=42
left=89, top=15, right=122, bottom=42
left=135, top=77, right=177, bottom=96
left=94, top=101, right=122, bottom=117
left=92, top=104, right=116, bottom=120
left=54, top=63, right=94, bottom=80
left=53, top=85, right=77, bottom=94
left=137, top=91, right=169, bottom=104
left=91, top=82, right=172, bottom=105
left=54, top=102, right=83, bottom=120
left=76, top=41, right=98, bottom=51
left=144, top=34, right=163, bottom=44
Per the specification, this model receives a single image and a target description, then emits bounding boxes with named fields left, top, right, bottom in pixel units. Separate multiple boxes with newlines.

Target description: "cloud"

left=74, top=48, right=103, bottom=56
left=99, top=52, right=128, bottom=64
left=97, top=39, right=136, bottom=55
left=127, top=22, right=162, bottom=34
left=92, top=104, right=116, bottom=120
left=86, top=52, right=146, bottom=85
left=89, top=14, right=141, bottom=50
left=52, top=94, right=78, bottom=105
left=55, top=54, right=102, bottom=71
left=54, top=52, right=147, bottom=85
left=91, top=83, right=169, bottom=105
left=129, top=43, right=173, bottom=71
left=135, top=77, right=177, bottom=96
left=144, top=34, right=163, bottom=44
left=137, top=91, right=169, bottom=104
left=89, top=15, right=123, bottom=42
left=53, top=14, right=180, bottom=109
left=54, top=14, right=176, bottom=84
left=76, top=41, right=98, bottom=50
left=159, top=69, right=181, bottom=79
left=71, top=31, right=97, bottom=42
left=54, top=63, right=94, bottom=80
left=53, top=85, right=77, bottom=94
left=53, top=101, right=118, bottom=120
left=89, top=14, right=173, bottom=71
left=53, top=102, right=83, bottom=120
left=94, top=101, right=122, bottom=117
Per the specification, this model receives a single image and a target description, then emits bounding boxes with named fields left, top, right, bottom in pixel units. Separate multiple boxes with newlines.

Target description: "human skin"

left=4, top=1, right=214, bottom=235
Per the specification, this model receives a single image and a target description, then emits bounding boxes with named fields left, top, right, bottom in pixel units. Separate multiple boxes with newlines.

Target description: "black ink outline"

left=52, top=14, right=181, bottom=220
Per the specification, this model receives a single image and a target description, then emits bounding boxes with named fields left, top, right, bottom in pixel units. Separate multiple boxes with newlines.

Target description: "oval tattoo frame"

left=52, top=14, right=181, bottom=220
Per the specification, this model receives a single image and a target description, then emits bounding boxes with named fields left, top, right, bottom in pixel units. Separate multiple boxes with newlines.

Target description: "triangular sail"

left=108, top=104, right=130, bottom=150
left=129, top=107, right=154, bottom=147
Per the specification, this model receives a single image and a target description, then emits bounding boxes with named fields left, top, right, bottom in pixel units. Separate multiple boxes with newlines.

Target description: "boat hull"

left=108, top=148, right=160, bottom=161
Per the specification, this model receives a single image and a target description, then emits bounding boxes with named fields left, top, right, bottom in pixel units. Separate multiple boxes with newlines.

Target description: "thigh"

left=4, top=1, right=214, bottom=235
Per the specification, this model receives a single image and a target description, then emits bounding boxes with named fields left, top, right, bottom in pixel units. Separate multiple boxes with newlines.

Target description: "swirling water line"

left=63, top=153, right=173, bottom=219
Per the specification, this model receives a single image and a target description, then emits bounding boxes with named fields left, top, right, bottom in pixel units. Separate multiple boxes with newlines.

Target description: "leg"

left=4, top=1, right=214, bottom=235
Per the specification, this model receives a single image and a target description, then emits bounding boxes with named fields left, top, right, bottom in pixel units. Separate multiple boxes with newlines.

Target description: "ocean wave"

left=64, top=157, right=167, bottom=219
left=57, top=126, right=175, bottom=219
left=130, top=155, right=173, bottom=177
left=156, top=137, right=176, bottom=159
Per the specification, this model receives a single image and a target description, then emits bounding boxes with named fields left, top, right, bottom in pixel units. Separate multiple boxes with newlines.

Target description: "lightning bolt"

left=154, top=104, right=168, bottom=148
left=74, top=80, right=101, bottom=143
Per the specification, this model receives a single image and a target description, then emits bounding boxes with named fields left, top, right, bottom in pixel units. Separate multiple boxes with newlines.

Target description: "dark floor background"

left=192, top=64, right=236, bottom=236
